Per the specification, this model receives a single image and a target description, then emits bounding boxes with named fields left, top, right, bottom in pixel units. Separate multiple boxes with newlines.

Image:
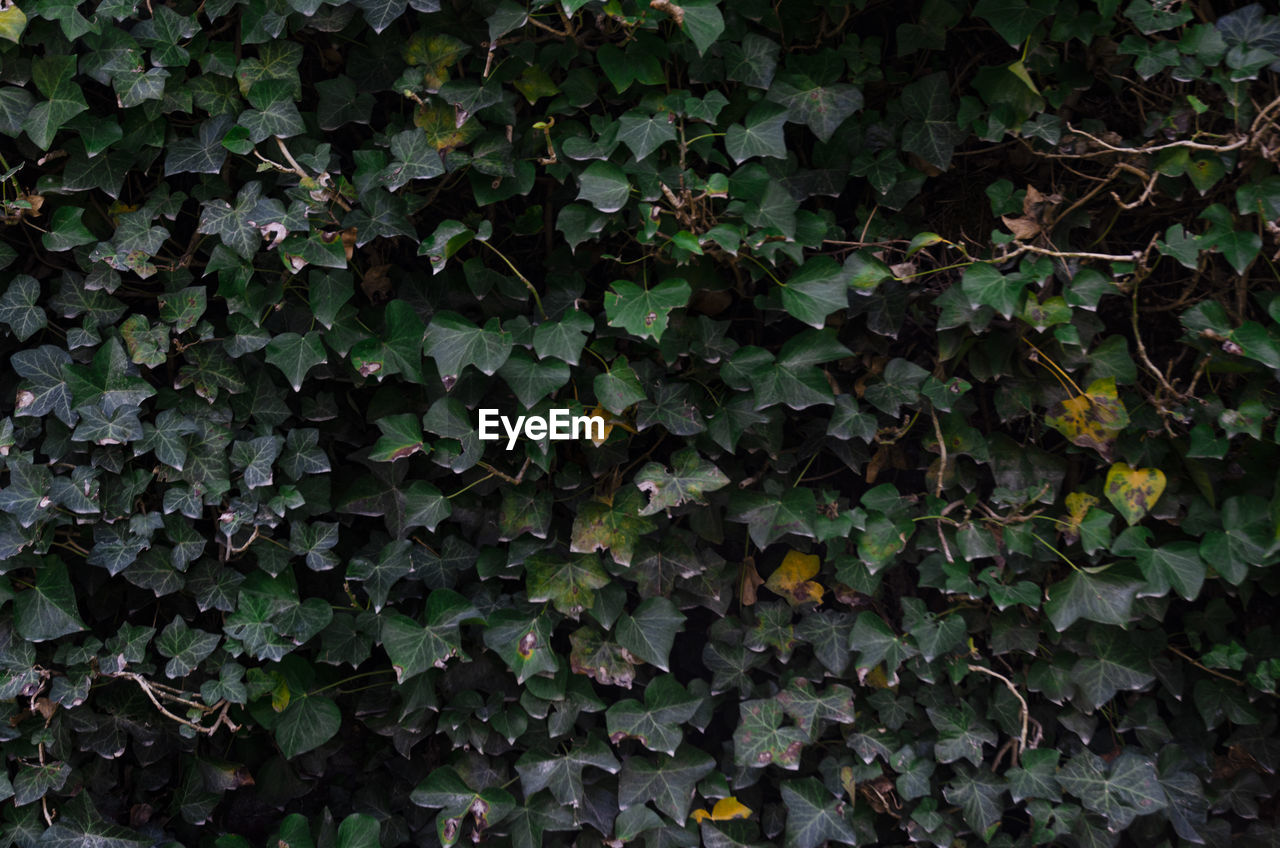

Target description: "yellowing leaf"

left=415, top=102, right=480, bottom=152
left=862, top=664, right=893, bottom=690
left=1045, top=377, right=1129, bottom=458
left=765, top=550, right=824, bottom=606
left=402, top=32, right=468, bottom=89
left=0, top=4, right=27, bottom=43
left=1104, top=463, right=1166, bottom=526
left=1063, top=491, right=1099, bottom=543
left=691, top=797, right=753, bottom=823
left=588, top=404, right=615, bottom=446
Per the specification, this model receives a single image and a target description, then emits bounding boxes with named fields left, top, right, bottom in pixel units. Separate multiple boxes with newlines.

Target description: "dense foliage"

left=1, top=0, right=1280, bottom=844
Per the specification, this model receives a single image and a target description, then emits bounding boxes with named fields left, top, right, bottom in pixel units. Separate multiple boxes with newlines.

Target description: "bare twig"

left=106, top=671, right=240, bottom=735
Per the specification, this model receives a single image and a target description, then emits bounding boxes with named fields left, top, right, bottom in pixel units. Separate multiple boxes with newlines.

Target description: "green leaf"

left=516, top=736, right=621, bottom=808
left=1007, top=749, right=1061, bottom=802
left=275, top=695, right=341, bottom=758
left=1057, top=750, right=1168, bottom=828
left=634, top=447, right=729, bottom=515
left=230, top=434, right=283, bottom=489
left=618, top=744, right=713, bottom=824
left=616, top=110, right=677, bottom=161
left=24, top=55, right=88, bottom=149
left=14, top=559, right=86, bottom=642
left=604, top=278, right=692, bottom=342
left=42, top=207, right=96, bottom=252
left=264, top=331, right=327, bottom=391
left=576, top=161, right=631, bottom=213
left=961, top=263, right=1024, bottom=319
left=928, top=702, right=997, bottom=767
left=425, top=312, right=512, bottom=385
left=380, top=589, right=479, bottom=682
left=482, top=608, right=558, bottom=684
left=680, top=0, right=724, bottom=55
left=780, top=257, right=849, bottom=328
left=335, top=815, right=380, bottom=848
left=1068, top=627, right=1156, bottom=710
left=733, top=698, right=806, bottom=769
left=64, top=337, right=156, bottom=414
left=726, top=486, right=817, bottom=549
left=498, top=350, right=570, bottom=407
left=606, top=674, right=702, bottom=755
left=900, top=72, right=960, bottom=170
left=570, top=488, right=656, bottom=566
left=767, top=74, right=863, bottom=143
left=943, top=767, right=1006, bottom=835
left=349, top=300, right=426, bottom=382
left=780, top=777, right=858, bottom=848
left=239, top=79, right=305, bottom=142
left=616, top=597, right=685, bottom=670
left=532, top=310, right=593, bottom=365
left=973, top=0, right=1054, bottom=45
left=594, top=356, right=647, bottom=413
left=525, top=551, right=610, bottom=618
left=775, top=679, right=856, bottom=736
left=1044, top=569, right=1141, bottom=632
left=155, top=615, right=220, bottom=678
left=13, top=345, right=78, bottom=426
left=848, top=611, right=918, bottom=682
left=725, top=101, right=787, bottom=164
left=0, top=275, right=46, bottom=341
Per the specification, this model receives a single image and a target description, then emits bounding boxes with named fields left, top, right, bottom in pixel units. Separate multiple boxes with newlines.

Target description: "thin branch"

left=105, top=672, right=239, bottom=734
left=1066, top=123, right=1249, bottom=154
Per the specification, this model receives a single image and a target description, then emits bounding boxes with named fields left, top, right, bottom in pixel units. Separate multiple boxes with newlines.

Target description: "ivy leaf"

left=532, top=310, right=593, bottom=365
left=264, top=331, right=327, bottom=392
left=604, top=279, right=692, bottom=342
left=498, top=350, right=570, bottom=408
left=973, top=0, right=1054, bottom=45
left=275, top=695, right=342, bottom=758
left=0, top=458, right=53, bottom=528
left=617, top=745, right=714, bottom=824
left=727, top=486, right=817, bottom=549
left=349, top=300, right=426, bottom=382
left=594, top=356, right=646, bottom=413
left=848, top=612, right=918, bottom=683
left=780, top=777, right=858, bottom=848
left=1007, top=749, right=1061, bottom=802
left=775, top=679, right=855, bottom=736
left=765, top=550, right=825, bottom=606
left=721, top=330, right=850, bottom=410
left=1044, top=569, right=1141, bottom=632
left=943, top=767, right=1006, bottom=835
left=12, top=345, right=76, bottom=426
left=616, top=110, right=677, bottom=161
left=928, top=702, right=997, bottom=767
left=63, top=337, right=157, bottom=414
left=1068, top=627, right=1156, bottom=710
left=634, top=447, right=729, bottom=515
left=733, top=698, right=806, bottom=770
left=230, top=435, right=283, bottom=489
left=570, top=489, right=656, bottom=566
left=155, top=616, right=220, bottom=678
left=616, top=597, right=685, bottom=670
left=0, top=275, right=47, bottom=341
left=725, top=101, right=787, bottom=164
left=1104, top=463, right=1166, bottom=525
left=525, top=551, right=610, bottom=618
left=1057, top=750, right=1168, bottom=828
left=425, top=312, right=512, bottom=386
left=380, top=589, right=480, bottom=682
left=767, top=74, right=863, bottom=143
left=900, top=71, right=961, bottom=170
left=516, top=736, right=621, bottom=808
left=961, top=263, right=1024, bottom=319
left=346, top=539, right=413, bottom=612
left=576, top=161, right=631, bottom=213
left=24, top=55, right=88, bottom=149
left=14, top=559, right=86, bottom=642
left=1045, top=378, right=1129, bottom=459
left=606, top=674, right=702, bottom=755
left=482, top=608, right=558, bottom=684
left=779, top=257, right=849, bottom=328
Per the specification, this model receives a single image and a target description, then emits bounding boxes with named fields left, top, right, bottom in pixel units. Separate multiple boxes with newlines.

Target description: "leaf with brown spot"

left=1105, top=463, right=1166, bottom=526
left=765, top=549, right=825, bottom=606
left=1045, top=377, right=1129, bottom=458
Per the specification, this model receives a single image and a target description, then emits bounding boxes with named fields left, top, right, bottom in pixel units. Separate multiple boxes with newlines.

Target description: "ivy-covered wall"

left=1, top=0, right=1279, bottom=845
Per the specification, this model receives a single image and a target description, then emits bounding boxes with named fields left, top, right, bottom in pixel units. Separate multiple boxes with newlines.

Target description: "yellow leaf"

left=588, top=404, right=615, bottom=446
left=764, top=549, right=824, bottom=606
left=1063, top=491, right=1099, bottom=543
left=691, top=796, right=753, bottom=823
left=862, top=664, right=893, bottom=690
left=0, top=4, right=27, bottom=43
left=271, top=678, right=291, bottom=713
left=1104, top=463, right=1166, bottom=526
left=1045, top=377, right=1129, bottom=458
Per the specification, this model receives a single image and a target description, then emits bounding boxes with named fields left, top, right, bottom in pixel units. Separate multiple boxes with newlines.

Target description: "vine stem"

left=478, top=240, right=547, bottom=318
left=104, top=672, right=239, bottom=735
left=967, top=663, right=1030, bottom=764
